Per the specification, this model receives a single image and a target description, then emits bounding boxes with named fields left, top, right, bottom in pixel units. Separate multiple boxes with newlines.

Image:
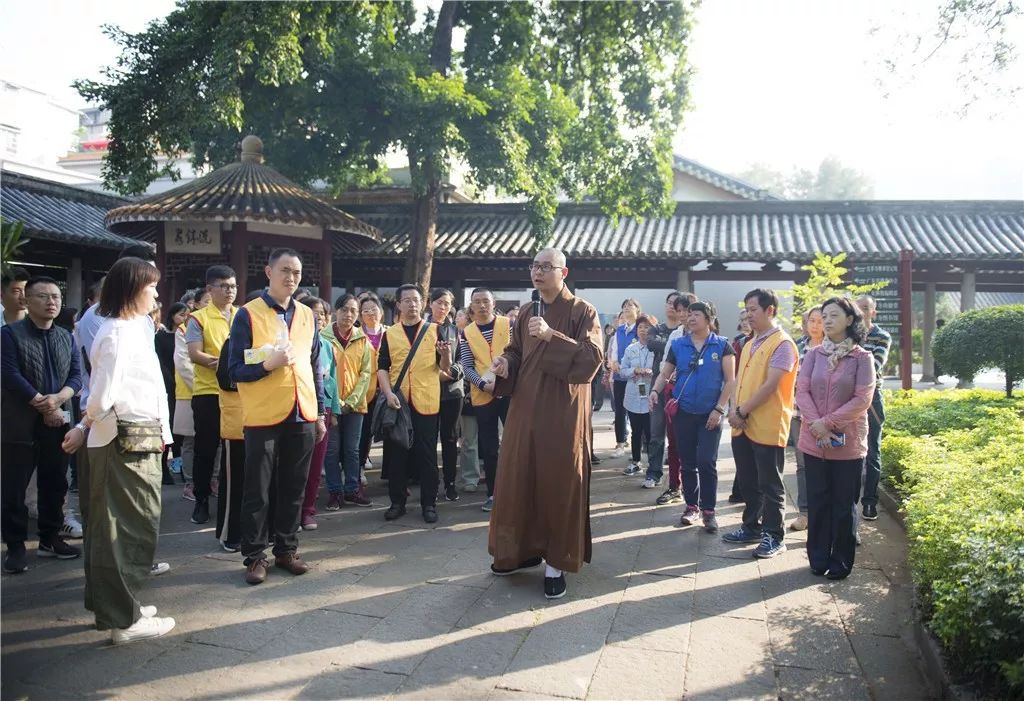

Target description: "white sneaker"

left=641, top=477, right=661, bottom=489
left=140, top=605, right=157, bottom=618
left=611, top=445, right=626, bottom=458
left=150, top=562, right=170, bottom=576
left=60, top=515, right=84, bottom=539
left=111, top=616, right=175, bottom=645
left=364, top=458, right=372, bottom=469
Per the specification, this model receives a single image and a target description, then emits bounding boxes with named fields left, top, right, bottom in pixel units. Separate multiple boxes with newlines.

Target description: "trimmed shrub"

left=884, top=389, right=1024, bottom=697
left=932, top=304, right=1024, bottom=398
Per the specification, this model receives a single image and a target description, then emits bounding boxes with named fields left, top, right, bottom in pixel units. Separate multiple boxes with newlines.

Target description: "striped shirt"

left=459, top=320, right=494, bottom=388
left=862, top=325, right=892, bottom=380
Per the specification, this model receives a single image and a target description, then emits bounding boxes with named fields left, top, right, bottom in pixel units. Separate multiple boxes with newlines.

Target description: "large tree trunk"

left=404, top=173, right=440, bottom=295
left=402, top=0, right=459, bottom=296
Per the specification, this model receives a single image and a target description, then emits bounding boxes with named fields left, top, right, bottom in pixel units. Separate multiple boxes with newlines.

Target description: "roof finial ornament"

left=240, top=135, right=264, bottom=164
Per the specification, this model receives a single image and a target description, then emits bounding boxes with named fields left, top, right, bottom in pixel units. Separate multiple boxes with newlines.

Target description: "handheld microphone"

left=532, top=289, right=541, bottom=318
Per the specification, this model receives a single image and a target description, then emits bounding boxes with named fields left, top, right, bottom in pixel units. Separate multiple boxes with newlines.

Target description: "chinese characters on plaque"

left=853, top=262, right=901, bottom=343
left=164, top=222, right=222, bottom=255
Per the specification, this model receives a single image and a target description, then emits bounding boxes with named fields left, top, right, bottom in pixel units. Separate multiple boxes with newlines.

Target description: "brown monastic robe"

left=488, top=284, right=604, bottom=573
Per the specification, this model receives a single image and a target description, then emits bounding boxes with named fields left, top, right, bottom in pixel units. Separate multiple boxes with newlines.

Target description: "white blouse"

left=86, top=315, right=172, bottom=448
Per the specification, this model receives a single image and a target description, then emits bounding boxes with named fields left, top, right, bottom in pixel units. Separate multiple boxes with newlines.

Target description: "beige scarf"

left=821, top=337, right=856, bottom=370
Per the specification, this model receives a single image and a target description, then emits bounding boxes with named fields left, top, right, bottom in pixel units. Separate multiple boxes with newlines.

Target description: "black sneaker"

left=590, top=453, right=601, bottom=465
left=384, top=504, right=407, bottom=521
left=423, top=506, right=439, bottom=524
left=3, top=547, right=28, bottom=573
left=444, top=484, right=459, bottom=502
left=38, top=538, right=80, bottom=560
left=544, top=574, right=567, bottom=599
left=191, top=499, right=210, bottom=525
left=490, top=556, right=543, bottom=576
left=862, top=503, right=878, bottom=520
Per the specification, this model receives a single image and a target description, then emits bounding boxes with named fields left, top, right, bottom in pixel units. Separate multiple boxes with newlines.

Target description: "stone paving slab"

left=1, top=410, right=936, bottom=700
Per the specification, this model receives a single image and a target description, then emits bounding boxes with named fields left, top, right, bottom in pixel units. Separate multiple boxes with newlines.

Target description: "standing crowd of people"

left=1, top=242, right=890, bottom=645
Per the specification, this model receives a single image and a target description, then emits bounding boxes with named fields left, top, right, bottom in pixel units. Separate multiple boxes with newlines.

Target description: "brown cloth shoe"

left=274, top=553, right=309, bottom=576
left=245, top=558, right=269, bottom=585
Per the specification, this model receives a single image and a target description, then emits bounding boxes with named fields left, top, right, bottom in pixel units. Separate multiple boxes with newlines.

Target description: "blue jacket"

left=615, top=323, right=638, bottom=364
left=671, top=333, right=730, bottom=415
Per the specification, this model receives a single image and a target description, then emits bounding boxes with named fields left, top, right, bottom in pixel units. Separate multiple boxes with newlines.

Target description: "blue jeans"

left=324, top=413, right=364, bottom=496
left=673, top=411, right=721, bottom=512
left=860, top=387, right=885, bottom=507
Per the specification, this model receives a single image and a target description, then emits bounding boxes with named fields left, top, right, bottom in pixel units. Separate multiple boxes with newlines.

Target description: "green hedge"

left=880, top=389, right=1024, bottom=697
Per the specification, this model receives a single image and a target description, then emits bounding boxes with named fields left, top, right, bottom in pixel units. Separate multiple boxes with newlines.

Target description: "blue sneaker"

left=169, top=457, right=183, bottom=474
left=752, top=533, right=787, bottom=559
left=722, top=526, right=761, bottom=543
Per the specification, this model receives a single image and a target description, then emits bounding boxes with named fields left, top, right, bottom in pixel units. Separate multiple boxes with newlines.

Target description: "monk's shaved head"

left=534, top=248, right=566, bottom=267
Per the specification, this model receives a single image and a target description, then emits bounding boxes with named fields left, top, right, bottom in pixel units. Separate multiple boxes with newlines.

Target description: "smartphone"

left=830, top=432, right=846, bottom=448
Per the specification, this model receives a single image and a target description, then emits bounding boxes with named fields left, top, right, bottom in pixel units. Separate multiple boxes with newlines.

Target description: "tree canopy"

left=76, top=1, right=693, bottom=291
left=738, top=156, right=874, bottom=200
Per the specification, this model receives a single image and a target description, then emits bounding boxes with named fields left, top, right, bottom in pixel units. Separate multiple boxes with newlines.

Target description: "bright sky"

left=1, top=0, right=1021, bottom=199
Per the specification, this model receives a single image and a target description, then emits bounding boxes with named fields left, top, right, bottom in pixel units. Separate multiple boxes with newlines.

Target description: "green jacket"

left=319, top=323, right=372, bottom=414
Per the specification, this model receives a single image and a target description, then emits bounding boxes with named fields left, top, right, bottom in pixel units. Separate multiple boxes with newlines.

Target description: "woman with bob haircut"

left=794, top=296, right=875, bottom=580
left=62, top=257, right=175, bottom=644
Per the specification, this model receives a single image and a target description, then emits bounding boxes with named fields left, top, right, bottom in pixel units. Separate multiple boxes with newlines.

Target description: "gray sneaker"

left=702, top=510, right=718, bottom=533
left=679, top=506, right=700, bottom=526
left=482, top=497, right=494, bottom=512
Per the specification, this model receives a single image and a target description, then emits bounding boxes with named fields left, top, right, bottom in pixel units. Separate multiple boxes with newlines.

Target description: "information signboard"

left=853, top=262, right=901, bottom=344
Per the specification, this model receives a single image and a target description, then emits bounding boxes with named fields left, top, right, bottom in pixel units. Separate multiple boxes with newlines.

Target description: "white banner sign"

left=164, top=222, right=222, bottom=254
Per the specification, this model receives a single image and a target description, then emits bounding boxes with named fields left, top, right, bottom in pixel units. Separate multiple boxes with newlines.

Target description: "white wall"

left=0, top=80, right=80, bottom=167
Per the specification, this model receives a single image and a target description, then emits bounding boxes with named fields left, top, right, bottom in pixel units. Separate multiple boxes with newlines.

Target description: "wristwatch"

left=714, top=405, right=726, bottom=415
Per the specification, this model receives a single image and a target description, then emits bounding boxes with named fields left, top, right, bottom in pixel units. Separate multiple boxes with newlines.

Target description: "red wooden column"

left=899, top=249, right=914, bottom=390
left=319, top=233, right=333, bottom=303
left=230, top=222, right=249, bottom=300
left=155, top=229, right=169, bottom=307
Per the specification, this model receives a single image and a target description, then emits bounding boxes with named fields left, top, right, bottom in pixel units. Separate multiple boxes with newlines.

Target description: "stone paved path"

left=1, top=410, right=935, bottom=700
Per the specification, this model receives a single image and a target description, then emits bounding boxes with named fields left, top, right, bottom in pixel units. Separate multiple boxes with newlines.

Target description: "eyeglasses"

left=527, top=263, right=564, bottom=274
left=29, top=293, right=62, bottom=302
left=215, top=283, right=238, bottom=291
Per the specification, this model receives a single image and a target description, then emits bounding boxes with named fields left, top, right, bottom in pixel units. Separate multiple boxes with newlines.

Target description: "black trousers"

left=1, top=420, right=69, bottom=548
left=191, top=395, right=222, bottom=502
left=216, top=438, right=247, bottom=546
left=805, top=454, right=862, bottom=576
left=387, top=409, right=439, bottom=509
left=240, top=421, right=315, bottom=564
left=439, top=398, right=461, bottom=488
left=613, top=380, right=628, bottom=444
left=732, top=433, right=786, bottom=541
left=627, top=411, right=651, bottom=463
left=359, top=391, right=378, bottom=468
left=476, top=396, right=509, bottom=498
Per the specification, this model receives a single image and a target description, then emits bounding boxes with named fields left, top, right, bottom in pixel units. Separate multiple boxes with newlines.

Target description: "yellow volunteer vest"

left=218, top=389, right=244, bottom=441
left=189, top=304, right=236, bottom=396
left=173, top=324, right=193, bottom=401
left=385, top=322, right=440, bottom=415
left=335, top=333, right=371, bottom=414
left=732, top=327, right=798, bottom=447
left=363, top=325, right=385, bottom=399
left=236, top=297, right=318, bottom=427
left=465, top=315, right=511, bottom=407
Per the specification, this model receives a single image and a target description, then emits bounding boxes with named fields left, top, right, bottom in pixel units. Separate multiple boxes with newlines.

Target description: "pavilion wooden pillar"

left=960, top=266, right=977, bottom=311
left=899, top=250, right=914, bottom=390
left=155, top=233, right=169, bottom=307
left=920, top=282, right=937, bottom=383
left=230, top=222, right=249, bottom=301
left=319, top=235, right=333, bottom=302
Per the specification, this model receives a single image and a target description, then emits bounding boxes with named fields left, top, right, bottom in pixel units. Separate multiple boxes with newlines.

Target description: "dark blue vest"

left=671, top=333, right=730, bottom=415
left=615, top=324, right=638, bottom=364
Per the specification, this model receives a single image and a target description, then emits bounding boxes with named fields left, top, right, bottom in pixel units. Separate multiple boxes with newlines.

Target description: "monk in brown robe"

left=487, top=248, right=604, bottom=599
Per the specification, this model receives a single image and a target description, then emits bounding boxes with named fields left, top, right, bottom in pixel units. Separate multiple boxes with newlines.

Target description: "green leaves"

left=79, top=1, right=691, bottom=219
left=933, top=304, right=1024, bottom=397
left=1, top=218, right=29, bottom=277
left=880, top=388, right=1024, bottom=697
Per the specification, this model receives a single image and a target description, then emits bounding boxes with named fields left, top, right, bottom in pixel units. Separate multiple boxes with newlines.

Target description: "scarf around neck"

left=821, top=337, right=856, bottom=370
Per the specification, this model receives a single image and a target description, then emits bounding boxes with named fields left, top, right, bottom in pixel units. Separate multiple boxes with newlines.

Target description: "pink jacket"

left=795, top=345, right=876, bottom=460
